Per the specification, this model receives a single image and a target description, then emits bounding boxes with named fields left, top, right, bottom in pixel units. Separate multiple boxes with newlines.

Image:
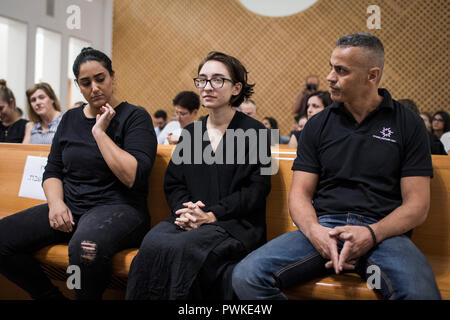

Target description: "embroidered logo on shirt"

left=380, top=127, right=393, bottom=138
left=373, top=127, right=397, bottom=143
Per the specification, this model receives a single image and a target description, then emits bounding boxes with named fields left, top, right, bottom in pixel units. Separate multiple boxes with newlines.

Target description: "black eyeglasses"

left=193, top=77, right=234, bottom=89
left=432, top=118, right=444, bottom=122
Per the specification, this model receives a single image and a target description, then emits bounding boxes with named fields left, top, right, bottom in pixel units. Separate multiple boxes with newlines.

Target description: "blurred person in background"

left=22, top=82, right=62, bottom=145
left=288, top=91, right=332, bottom=149
left=291, top=75, right=320, bottom=116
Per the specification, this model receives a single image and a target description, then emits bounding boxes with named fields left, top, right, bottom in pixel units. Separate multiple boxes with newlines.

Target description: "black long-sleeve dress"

left=126, top=111, right=272, bottom=300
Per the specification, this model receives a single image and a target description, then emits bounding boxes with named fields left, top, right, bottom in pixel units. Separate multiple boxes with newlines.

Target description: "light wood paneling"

left=112, top=0, right=449, bottom=135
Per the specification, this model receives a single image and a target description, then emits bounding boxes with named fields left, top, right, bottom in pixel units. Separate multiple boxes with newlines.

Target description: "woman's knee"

left=68, top=238, right=109, bottom=267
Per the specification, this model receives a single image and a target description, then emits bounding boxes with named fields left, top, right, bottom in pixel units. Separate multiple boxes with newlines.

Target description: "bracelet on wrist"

left=365, top=225, right=377, bottom=247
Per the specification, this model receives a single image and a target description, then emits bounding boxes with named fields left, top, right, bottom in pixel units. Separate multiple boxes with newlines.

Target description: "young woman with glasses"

left=126, top=51, right=272, bottom=300
left=431, top=110, right=450, bottom=139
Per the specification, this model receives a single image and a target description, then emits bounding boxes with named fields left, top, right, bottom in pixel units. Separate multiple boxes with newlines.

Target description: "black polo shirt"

left=292, top=88, right=432, bottom=220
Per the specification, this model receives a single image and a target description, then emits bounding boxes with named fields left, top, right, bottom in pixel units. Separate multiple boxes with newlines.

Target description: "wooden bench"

left=0, top=143, right=448, bottom=299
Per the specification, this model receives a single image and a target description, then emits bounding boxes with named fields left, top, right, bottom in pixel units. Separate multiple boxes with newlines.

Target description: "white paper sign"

left=18, top=156, right=48, bottom=200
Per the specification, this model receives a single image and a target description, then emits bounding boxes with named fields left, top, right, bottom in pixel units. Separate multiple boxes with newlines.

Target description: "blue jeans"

left=232, top=213, right=441, bottom=300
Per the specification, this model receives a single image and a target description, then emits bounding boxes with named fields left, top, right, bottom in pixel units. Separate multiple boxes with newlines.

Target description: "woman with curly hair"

left=126, top=51, right=272, bottom=300
left=431, top=110, right=450, bottom=139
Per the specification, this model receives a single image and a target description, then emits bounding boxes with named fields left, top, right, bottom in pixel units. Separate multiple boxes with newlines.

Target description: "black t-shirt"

left=164, top=111, right=272, bottom=250
left=0, top=119, right=28, bottom=142
left=43, top=102, right=157, bottom=215
left=293, top=130, right=302, bottom=143
left=292, top=89, right=433, bottom=220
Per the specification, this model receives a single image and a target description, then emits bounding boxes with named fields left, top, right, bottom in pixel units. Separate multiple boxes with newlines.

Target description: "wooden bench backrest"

left=412, top=155, right=450, bottom=257
left=146, top=145, right=172, bottom=227
left=266, top=147, right=297, bottom=240
left=0, top=144, right=49, bottom=217
left=0, top=143, right=449, bottom=260
left=0, top=143, right=173, bottom=226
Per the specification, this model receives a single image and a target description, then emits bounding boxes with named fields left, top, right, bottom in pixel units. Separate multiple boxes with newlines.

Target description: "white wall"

left=238, top=0, right=318, bottom=17
left=0, top=17, right=28, bottom=111
left=0, top=0, right=113, bottom=114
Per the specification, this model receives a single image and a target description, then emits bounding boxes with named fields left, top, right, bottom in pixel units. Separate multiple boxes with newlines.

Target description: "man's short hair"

left=336, top=33, right=385, bottom=81
left=154, top=109, right=167, bottom=120
left=172, top=91, right=200, bottom=113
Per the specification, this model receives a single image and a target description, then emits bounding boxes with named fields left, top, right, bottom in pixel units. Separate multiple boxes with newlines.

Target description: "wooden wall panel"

left=112, top=0, right=449, bottom=135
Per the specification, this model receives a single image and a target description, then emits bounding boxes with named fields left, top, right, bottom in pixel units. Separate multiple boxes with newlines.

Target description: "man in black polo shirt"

left=232, top=33, right=441, bottom=300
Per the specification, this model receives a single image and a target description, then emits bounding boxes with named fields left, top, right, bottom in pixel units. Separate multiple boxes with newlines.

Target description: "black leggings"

left=0, top=203, right=149, bottom=300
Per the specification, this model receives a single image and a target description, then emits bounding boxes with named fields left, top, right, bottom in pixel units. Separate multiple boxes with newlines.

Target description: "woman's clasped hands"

left=174, top=201, right=217, bottom=231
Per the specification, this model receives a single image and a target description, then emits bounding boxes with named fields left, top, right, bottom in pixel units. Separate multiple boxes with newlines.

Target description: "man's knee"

left=232, top=254, right=267, bottom=294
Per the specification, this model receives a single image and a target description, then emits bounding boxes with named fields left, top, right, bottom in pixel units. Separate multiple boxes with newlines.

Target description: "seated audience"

left=288, top=91, right=332, bottom=149
left=263, top=116, right=285, bottom=145
left=232, top=33, right=440, bottom=300
left=126, top=51, right=271, bottom=300
left=288, top=115, right=307, bottom=149
left=71, top=101, right=85, bottom=109
left=22, top=82, right=62, bottom=145
left=440, top=131, right=450, bottom=154
left=153, top=109, right=168, bottom=138
left=262, top=116, right=277, bottom=130
left=239, top=98, right=257, bottom=118
left=0, top=79, right=28, bottom=142
left=297, top=115, right=307, bottom=131
left=291, top=74, right=320, bottom=116
left=420, top=112, right=432, bottom=133
left=0, top=47, right=157, bottom=300
left=166, top=91, right=200, bottom=145
left=157, top=119, right=180, bottom=144
left=431, top=110, right=450, bottom=140
left=398, top=99, right=446, bottom=155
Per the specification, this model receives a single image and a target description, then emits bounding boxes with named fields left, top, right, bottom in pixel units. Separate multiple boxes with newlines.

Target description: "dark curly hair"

left=172, top=91, right=200, bottom=112
left=307, top=91, right=333, bottom=108
left=432, top=110, right=450, bottom=134
left=197, top=51, right=254, bottom=107
left=72, top=47, right=114, bottom=82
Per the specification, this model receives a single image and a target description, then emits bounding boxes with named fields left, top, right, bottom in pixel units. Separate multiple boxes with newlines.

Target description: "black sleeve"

left=206, top=128, right=272, bottom=220
left=164, top=159, right=193, bottom=215
left=163, top=130, right=194, bottom=214
left=291, top=119, right=321, bottom=173
left=124, top=107, right=158, bottom=190
left=401, top=116, right=433, bottom=177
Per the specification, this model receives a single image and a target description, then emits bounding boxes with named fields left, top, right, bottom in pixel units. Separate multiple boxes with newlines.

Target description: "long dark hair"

left=432, top=110, right=450, bottom=133
left=307, top=91, right=333, bottom=108
left=72, top=47, right=114, bottom=82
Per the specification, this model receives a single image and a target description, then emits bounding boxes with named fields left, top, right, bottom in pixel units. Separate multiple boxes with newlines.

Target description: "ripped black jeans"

left=0, top=203, right=149, bottom=300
